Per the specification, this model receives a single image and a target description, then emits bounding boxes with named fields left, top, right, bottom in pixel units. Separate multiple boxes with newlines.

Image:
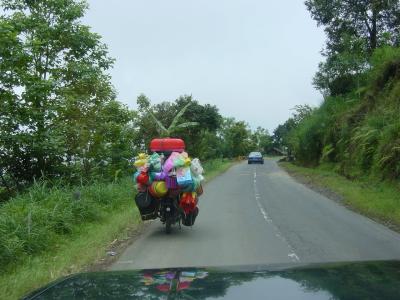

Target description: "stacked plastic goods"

left=133, top=146, right=204, bottom=225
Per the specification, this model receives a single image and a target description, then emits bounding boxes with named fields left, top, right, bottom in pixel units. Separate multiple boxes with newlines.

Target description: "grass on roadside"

left=0, top=177, right=137, bottom=270
left=280, top=162, right=400, bottom=230
left=0, top=204, right=141, bottom=300
left=0, top=158, right=235, bottom=300
left=0, top=176, right=139, bottom=300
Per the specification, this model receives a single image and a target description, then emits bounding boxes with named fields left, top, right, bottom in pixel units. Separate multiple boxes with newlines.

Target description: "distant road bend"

left=111, top=159, right=400, bottom=270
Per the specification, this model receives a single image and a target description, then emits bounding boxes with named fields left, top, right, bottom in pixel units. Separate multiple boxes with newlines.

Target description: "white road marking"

left=253, top=168, right=300, bottom=262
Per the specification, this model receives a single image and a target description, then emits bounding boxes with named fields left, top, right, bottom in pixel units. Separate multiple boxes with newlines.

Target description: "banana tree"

left=148, top=102, right=199, bottom=137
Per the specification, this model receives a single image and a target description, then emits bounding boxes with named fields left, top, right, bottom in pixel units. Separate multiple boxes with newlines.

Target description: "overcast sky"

left=84, top=0, right=326, bottom=132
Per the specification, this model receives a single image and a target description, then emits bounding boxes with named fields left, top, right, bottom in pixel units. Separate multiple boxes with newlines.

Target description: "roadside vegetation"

left=0, top=177, right=137, bottom=300
left=274, top=1, right=400, bottom=225
left=0, top=158, right=235, bottom=300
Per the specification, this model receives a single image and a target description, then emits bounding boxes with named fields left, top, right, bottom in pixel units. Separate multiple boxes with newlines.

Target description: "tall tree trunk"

left=371, top=17, right=377, bottom=50
left=370, top=3, right=378, bottom=50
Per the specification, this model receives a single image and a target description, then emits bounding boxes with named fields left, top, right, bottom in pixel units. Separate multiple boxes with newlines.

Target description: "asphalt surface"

left=111, top=159, right=400, bottom=270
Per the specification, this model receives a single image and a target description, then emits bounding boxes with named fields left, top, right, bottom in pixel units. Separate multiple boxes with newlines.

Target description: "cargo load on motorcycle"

left=133, top=138, right=204, bottom=233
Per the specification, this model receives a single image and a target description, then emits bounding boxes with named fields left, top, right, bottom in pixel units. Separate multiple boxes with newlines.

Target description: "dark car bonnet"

left=24, top=261, right=400, bottom=300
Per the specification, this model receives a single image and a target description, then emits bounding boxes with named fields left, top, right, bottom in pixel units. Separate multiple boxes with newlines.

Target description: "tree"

left=291, top=104, right=315, bottom=125
left=173, top=95, right=222, bottom=158
left=0, top=0, right=115, bottom=188
left=148, top=102, right=199, bottom=137
left=135, top=94, right=222, bottom=159
left=305, top=0, right=400, bottom=53
left=175, top=95, right=222, bottom=133
left=59, top=99, right=138, bottom=180
left=273, top=119, right=296, bottom=149
left=305, top=0, right=400, bottom=95
left=272, top=105, right=314, bottom=153
left=251, top=127, right=273, bottom=154
left=219, top=118, right=252, bottom=158
left=313, top=35, right=369, bottom=95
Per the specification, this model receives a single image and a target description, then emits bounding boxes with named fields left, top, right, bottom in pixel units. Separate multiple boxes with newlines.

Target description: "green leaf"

left=174, top=122, right=199, bottom=129
left=147, top=110, right=168, bottom=134
left=168, top=102, right=191, bottom=131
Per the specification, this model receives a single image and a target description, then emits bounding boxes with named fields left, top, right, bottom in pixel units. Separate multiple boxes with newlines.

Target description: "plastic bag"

left=181, top=207, right=199, bottom=226
left=138, top=165, right=149, bottom=173
left=184, top=157, right=191, bottom=167
left=190, top=158, right=203, bottom=176
left=148, top=152, right=162, bottom=172
left=152, top=171, right=166, bottom=181
left=177, top=167, right=193, bottom=187
left=164, top=152, right=180, bottom=173
left=133, top=171, right=140, bottom=182
left=179, top=192, right=197, bottom=214
left=134, top=153, right=149, bottom=168
left=192, top=176, right=201, bottom=190
left=136, top=171, right=152, bottom=185
left=173, top=154, right=186, bottom=168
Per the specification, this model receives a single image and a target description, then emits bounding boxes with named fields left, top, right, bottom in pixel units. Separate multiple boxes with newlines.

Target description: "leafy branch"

left=148, top=102, right=199, bottom=137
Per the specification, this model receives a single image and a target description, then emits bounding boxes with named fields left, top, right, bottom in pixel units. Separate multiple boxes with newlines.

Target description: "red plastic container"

left=150, top=138, right=185, bottom=153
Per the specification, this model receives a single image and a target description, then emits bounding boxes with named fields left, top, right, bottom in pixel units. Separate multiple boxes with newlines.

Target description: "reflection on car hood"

left=24, top=261, right=400, bottom=299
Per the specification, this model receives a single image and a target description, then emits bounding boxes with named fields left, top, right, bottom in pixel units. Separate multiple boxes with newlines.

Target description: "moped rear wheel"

left=165, top=219, right=172, bottom=234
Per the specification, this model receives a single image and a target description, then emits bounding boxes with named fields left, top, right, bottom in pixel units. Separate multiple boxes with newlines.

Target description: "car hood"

left=24, top=260, right=400, bottom=299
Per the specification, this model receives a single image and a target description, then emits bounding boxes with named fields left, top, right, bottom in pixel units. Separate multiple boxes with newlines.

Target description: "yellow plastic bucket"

left=149, top=181, right=168, bottom=198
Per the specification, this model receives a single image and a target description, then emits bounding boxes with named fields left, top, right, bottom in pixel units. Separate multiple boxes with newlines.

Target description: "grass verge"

left=0, top=158, right=235, bottom=299
left=280, top=162, right=400, bottom=231
left=0, top=204, right=141, bottom=300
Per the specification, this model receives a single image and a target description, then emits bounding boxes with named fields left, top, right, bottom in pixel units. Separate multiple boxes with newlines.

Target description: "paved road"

left=111, top=159, right=400, bottom=270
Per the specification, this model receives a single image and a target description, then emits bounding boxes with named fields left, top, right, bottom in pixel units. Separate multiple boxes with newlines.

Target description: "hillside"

left=288, top=47, right=400, bottom=184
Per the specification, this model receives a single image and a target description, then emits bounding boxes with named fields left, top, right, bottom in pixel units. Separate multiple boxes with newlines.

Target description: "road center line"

left=253, top=167, right=300, bottom=262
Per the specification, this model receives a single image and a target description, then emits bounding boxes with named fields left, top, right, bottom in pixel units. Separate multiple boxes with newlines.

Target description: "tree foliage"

left=252, top=127, right=273, bottom=154
left=148, top=102, right=199, bottom=137
left=306, top=0, right=400, bottom=95
left=0, top=0, right=274, bottom=201
left=0, top=0, right=135, bottom=197
left=135, top=95, right=274, bottom=160
left=305, top=0, right=400, bottom=52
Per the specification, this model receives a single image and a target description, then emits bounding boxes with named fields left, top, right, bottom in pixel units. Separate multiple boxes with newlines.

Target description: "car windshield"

left=249, top=152, right=262, bottom=157
left=2, top=1, right=400, bottom=299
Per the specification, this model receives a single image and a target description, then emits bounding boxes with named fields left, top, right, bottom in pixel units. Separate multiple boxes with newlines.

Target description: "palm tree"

left=148, top=102, right=199, bottom=137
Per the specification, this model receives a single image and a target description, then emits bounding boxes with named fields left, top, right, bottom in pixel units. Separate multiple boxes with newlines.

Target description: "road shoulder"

left=279, top=162, right=400, bottom=234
